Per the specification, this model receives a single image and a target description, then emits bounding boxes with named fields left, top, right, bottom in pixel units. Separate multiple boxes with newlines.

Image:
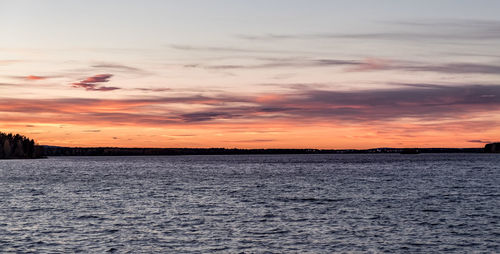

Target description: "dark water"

left=0, top=154, right=499, bottom=253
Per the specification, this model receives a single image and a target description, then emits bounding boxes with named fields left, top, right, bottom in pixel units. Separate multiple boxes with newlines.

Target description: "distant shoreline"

left=37, top=146, right=488, bottom=157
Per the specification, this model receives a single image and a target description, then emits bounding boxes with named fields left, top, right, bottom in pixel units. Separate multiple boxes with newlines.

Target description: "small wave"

left=457, top=242, right=480, bottom=247
left=421, top=209, right=441, bottom=212
left=27, top=207, right=50, bottom=212
left=405, top=242, right=434, bottom=247
left=103, top=229, right=119, bottom=234
left=262, top=213, right=276, bottom=218
left=418, top=221, right=440, bottom=227
left=75, top=214, right=102, bottom=220
left=276, top=197, right=349, bottom=204
left=29, top=189, right=44, bottom=196
left=246, top=228, right=290, bottom=235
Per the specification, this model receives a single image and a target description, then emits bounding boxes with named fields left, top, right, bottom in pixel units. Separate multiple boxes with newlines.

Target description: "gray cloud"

left=135, top=88, right=172, bottom=92
left=83, top=129, right=101, bottom=133
left=223, top=139, right=276, bottom=143
left=2, top=84, right=500, bottom=126
left=184, top=55, right=500, bottom=75
left=92, top=63, right=142, bottom=72
left=181, top=112, right=239, bottom=122
left=173, top=84, right=500, bottom=123
left=467, top=139, right=493, bottom=144
left=398, top=63, right=500, bottom=75
left=170, top=44, right=319, bottom=55
left=72, top=74, right=120, bottom=91
left=239, top=19, right=500, bottom=42
left=347, top=60, right=500, bottom=75
left=187, top=58, right=360, bottom=70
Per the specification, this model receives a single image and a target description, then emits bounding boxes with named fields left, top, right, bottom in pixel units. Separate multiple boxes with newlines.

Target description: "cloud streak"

left=72, top=74, right=119, bottom=91
left=0, top=60, right=21, bottom=65
left=185, top=58, right=360, bottom=70
left=24, top=75, right=49, bottom=81
left=183, top=56, right=500, bottom=75
left=239, top=19, right=500, bottom=41
left=1, top=84, right=500, bottom=127
left=91, top=63, right=143, bottom=72
left=170, top=44, right=320, bottom=55
left=467, top=139, right=493, bottom=144
left=135, top=88, right=172, bottom=92
left=398, top=63, right=500, bottom=75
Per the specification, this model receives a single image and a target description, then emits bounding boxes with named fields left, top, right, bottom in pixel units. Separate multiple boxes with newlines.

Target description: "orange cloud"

left=256, top=94, right=284, bottom=103
left=25, top=75, right=48, bottom=81
left=2, top=84, right=500, bottom=125
left=2, top=83, right=500, bottom=148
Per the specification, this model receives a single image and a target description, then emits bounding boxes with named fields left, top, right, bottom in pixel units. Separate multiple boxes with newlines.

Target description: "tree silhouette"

left=0, top=132, right=41, bottom=159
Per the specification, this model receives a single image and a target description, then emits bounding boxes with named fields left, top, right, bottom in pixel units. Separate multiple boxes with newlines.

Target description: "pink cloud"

left=72, top=74, right=119, bottom=91
left=347, top=58, right=391, bottom=72
left=25, top=75, right=48, bottom=81
left=1, top=84, right=500, bottom=126
left=81, top=74, right=112, bottom=83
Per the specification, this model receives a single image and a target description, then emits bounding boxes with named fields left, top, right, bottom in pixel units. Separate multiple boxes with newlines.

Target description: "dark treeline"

left=42, top=147, right=332, bottom=156
left=41, top=146, right=484, bottom=156
left=0, top=132, right=43, bottom=159
left=0, top=131, right=491, bottom=158
left=484, top=143, right=500, bottom=153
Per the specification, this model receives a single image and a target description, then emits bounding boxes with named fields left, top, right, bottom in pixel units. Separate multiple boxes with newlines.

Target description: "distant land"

left=484, top=143, right=500, bottom=153
left=39, top=145, right=490, bottom=157
left=1, top=132, right=499, bottom=159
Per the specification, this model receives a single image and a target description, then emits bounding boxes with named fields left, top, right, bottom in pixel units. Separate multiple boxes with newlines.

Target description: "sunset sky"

left=1, top=0, right=500, bottom=148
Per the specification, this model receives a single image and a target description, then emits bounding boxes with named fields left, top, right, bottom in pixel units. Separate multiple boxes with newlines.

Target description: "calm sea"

left=0, top=154, right=499, bottom=253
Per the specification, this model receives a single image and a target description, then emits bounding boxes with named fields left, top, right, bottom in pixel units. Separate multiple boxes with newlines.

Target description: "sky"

left=1, top=0, right=500, bottom=148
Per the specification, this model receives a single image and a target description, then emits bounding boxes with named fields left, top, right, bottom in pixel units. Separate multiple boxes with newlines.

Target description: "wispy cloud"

left=24, top=75, right=49, bottom=81
left=0, top=60, right=21, bottom=65
left=184, top=57, right=361, bottom=70
left=239, top=19, right=500, bottom=42
left=83, top=129, right=101, bottom=133
left=180, top=112, right=239, bottom=122
left=1, top=83, right=500, bottom=127
left=348, top=59, right=500, bottom=75
left=135, top=88, right=172, bottom=92
left=467, top=139, right=492, bottom=144
left=72, top=74, right=119, bottom=91
left=170, top=44, right=319, bottom=55
left=185, top=56, right=500, bottom=75
left=91, top=63, right=143, bottom=72
left=390, top=19, right=500, bottom=40
left=346, top=58, right=390, bottom=72
left=0, top=82, right=17, bottom=87
left=223, top=139, right=275, bottom=143
left=173, top=85, right=500, bottom=124
left=398, top=63, right=500, bottom=75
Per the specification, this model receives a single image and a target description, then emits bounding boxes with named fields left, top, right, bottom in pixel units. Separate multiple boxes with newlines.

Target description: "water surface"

left=0, top=154, right=499, bottom=253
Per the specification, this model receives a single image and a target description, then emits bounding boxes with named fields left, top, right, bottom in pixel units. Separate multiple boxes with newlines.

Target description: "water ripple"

left=0, top=154, right=499, bottom=252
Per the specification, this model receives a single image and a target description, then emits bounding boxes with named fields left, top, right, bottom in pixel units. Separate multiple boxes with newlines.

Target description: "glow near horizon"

left=1, top=0, right=500, bottom=148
